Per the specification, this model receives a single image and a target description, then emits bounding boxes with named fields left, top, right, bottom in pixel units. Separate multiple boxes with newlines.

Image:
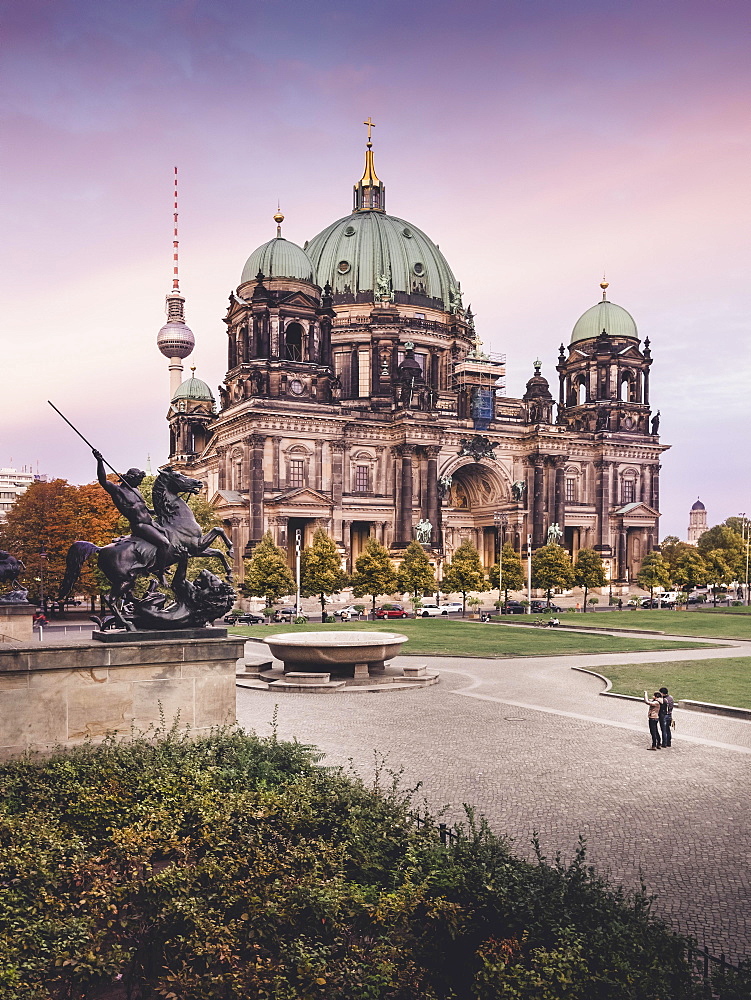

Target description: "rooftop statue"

left=511, top=480, right=527, bottom=502
left=415, top=519, right=433, bottom=544
left=546, top=522, right=563, bottom=545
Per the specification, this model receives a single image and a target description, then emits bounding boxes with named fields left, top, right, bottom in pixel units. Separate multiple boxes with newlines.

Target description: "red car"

left=374, top=604, right=409, bottom=619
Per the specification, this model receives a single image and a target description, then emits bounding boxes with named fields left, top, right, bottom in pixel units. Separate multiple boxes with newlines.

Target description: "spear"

left=47, top=400, right=133, bottom=489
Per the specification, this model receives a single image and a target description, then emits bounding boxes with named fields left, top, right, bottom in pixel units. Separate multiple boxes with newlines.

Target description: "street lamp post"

left=295, top=529, right=302, bottom=618
left=494, top=511, right=507, bottom=611
left=740, top=513, right=750, bottom=606
left=39, top=548, right=47, bottom=612
left=526, top=533, right=532, bottom=614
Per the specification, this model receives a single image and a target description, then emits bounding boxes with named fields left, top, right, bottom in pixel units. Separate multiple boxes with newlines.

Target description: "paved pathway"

left=236, top=629, right=751, bottom=961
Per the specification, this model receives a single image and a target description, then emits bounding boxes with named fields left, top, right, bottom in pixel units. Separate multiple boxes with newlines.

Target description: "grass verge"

left=229, top=618, right=706, bottom=657
left=564, top=609, right=751, bottom=640
left=601, top=657, right=751, bottom=709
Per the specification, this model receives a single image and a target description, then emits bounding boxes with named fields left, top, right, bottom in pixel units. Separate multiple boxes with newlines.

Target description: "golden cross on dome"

left=363, top=117, right=375, bottom=146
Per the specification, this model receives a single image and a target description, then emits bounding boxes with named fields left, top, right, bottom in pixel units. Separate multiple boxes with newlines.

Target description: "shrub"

left=0, top=729, right=713, bottom=999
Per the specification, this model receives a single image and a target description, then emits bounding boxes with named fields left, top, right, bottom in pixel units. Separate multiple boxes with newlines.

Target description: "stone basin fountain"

left=264, top=630, right=408, bottom=680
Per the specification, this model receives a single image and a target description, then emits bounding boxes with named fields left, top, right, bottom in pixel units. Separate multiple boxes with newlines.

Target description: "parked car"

left=500, top=601, right=527, bottom=614
left=530, top=600, right=563, bottom=613
left=641, top=598, right=675, bottom=609
left=224, top=610, right=265, bottom=625
left=374, top=604, right=409, bottom=619
left=335, top=605, right=364, bottom=618
left=273, top=606, right=306, bottom=622
left=419, top=605, right=452, bottom=617
left=438, top=602, right=463, bottom=613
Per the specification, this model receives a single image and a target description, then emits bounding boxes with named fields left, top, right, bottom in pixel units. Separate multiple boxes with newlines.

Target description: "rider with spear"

left=48, top=400, right=171, bottom=585
left=92, top=450, right=170, bottom=585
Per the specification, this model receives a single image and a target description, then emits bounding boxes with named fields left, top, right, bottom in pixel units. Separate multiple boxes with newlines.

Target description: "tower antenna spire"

left=173, top=166, right=180, bottom=291
left=157, top=165, right=195, bottom=399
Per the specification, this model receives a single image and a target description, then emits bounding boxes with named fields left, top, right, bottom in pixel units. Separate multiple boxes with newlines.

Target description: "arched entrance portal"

left=442, top=461, right=515, bottom=567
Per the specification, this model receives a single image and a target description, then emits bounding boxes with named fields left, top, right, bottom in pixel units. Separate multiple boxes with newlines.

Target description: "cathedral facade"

left=164, top=135, right=669, bottom=588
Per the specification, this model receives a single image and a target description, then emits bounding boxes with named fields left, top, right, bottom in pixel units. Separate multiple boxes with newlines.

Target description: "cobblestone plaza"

left=237, top=630, right=751, bottom=961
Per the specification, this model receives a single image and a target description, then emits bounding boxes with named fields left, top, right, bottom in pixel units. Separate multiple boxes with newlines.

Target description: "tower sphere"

left=157, top=319, right=195, bottom=359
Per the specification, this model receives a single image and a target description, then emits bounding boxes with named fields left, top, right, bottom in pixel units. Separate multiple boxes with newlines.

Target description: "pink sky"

left=1, top=0, right=749, bottom=538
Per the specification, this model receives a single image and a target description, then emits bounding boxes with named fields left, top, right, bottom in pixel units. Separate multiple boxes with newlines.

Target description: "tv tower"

left=156, top=167, right=195, bottom=398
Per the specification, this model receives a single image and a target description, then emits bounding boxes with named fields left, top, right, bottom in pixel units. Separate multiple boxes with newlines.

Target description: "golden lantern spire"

left=274, top=203, right=285, bottom=238
left=600, top=274, right=609, bottom=301
left=353, top=118, right=385, bottom=212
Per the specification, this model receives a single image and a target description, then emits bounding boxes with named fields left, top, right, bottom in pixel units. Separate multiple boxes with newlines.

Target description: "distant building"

left=687, top=498, right=707, bottom=544
left=0, top=467, right=46, bottom=522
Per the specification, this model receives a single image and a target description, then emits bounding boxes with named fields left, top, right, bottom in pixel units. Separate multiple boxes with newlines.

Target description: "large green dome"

left=305, top=211, right=459, bottom=308
left=241, top=237, right=314, bottom=285
left=571, top=298, right=638, bottom=344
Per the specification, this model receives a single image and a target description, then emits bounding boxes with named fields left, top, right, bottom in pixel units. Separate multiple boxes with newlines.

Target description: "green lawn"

left=565, top=609, right=751, bottom=640
left=602, top=657, right=751, bottom=709
left=229, top=619, right=705, bottom=657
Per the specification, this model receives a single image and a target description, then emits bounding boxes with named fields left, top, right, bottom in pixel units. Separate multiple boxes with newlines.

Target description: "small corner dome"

left=571, top=299, right=638, bottom=344
left=172, top=375, right=214, bottom=404
left=241, top=237, right=314, bottom=284
left=691, top=499, right=706, bottom=511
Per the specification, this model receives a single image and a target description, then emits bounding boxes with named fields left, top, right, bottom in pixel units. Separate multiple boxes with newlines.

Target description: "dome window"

left=413, top=262, right=424, bottom=276
left=337, top=260, right=351, bottom=274
left=344, top=226, right=356, bottom=236
left=402, top=227, right=413, bottom=238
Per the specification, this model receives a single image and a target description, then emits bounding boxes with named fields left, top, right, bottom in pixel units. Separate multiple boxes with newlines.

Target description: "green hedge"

left=0, top=727, right=744, bottom=998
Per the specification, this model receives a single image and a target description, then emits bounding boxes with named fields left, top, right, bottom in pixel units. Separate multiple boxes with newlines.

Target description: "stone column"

left=342, top=520, right=353, bottom=567
left=594, top=460, right=611, bottom=555
left=425, top=446, right=440, bottom=544
left=331, top=440, right=346, bottom=541
left=640, top=465, right=649, bottom=504
left=396, top=444, right=416, bottom=545
left=553, top=456, right=567, bottom=533
left=530, top=454, right=546, bottom=548
left=249, top=433, right=266, bottom=543
left=315, top=438, right=323, bottom=491
left=643, top=369, right=650, bottom=406
left=272, top=436, right=281, bottom=489
left=651, top=463, right=661, bottom=512
left=618, top=530, right=628, bottom=582
left=215, top=445, right=227, bottom=490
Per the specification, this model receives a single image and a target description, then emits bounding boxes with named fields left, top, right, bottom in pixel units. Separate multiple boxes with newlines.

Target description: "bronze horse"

left=0, top=551, right=25, bottom=590
left=60, top=467, right=233, bottom=604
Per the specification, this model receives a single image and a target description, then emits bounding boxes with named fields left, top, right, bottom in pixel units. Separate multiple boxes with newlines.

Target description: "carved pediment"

left=614, top=501, right=659, bottom=521
left=268, top=487, right=333, bottom=508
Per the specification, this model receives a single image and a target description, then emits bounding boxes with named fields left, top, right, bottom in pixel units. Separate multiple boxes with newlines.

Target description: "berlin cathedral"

left=158, top=127, right=668, bottom=588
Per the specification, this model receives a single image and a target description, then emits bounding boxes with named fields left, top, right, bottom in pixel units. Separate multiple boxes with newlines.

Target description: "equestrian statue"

left=51, top=402, right=235, bottom=631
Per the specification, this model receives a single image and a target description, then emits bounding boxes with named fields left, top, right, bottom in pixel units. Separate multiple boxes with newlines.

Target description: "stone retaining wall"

left=0, top=636, right=245, bottom=758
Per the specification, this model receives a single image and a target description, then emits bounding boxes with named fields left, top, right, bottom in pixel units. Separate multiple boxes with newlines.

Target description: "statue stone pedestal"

left=0, top=602, right=34, bottom=643
left=0, top=634, right=245, bottom=759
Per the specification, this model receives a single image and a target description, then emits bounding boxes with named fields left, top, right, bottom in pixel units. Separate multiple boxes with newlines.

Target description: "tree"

left=670, top=548, right=708, bottom=599
left=0, top=479, right=92, bottom=605
left=488, top=542, right=524, bottom=607
left=395, top=541, right=436, bottom=605
left=242, top=532, right=295, bottom=607
left=703, top=548, right=735, bottom=605
left=573, top=549, right=606, bottom=612
left=636, top=551, right=671, bottom=601
left=659, top=537, right=692, bottom=572
left=696, top=525, right=744, bottom=580
left=301, top=528, right=349, bottom=616
left=441, top=540, right=488, bottom=616
left=531, top=544, right=574, bottom=603
left=351, top=538, right=398, bottom=616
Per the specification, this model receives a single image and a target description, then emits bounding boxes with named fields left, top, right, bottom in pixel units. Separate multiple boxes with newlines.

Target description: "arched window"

left=619, top=373, right=632, bottom=402
left=285, top=323, right=304, bottom=362
left=577, top=376, right=587, bottom=405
